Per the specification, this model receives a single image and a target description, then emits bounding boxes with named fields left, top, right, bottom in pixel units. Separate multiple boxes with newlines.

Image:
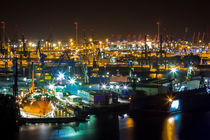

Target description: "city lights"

left=102, top=84, right=106, bottom=89
left=58, top=41, right=61, bottom=47
left=69, top=78, right=76, bottom=84
left=69, top=38, right=73, bottom=42
left=123, top=85, right=128, bottom=90
left=110, top=85, right=114, bottom=89
left=53, top=43, right=56, bottom=47
left=116, top=85, right=120, bottom=89
left=49, top=84, right=55, bottom=90
left=1, top=2, right=209, bottom=139
left=57, top=73, right=65, bottom=80
left=171, top=68, right=177, bottom=73
left=89, top=38, right=93, bottom=42
left=23, top=77, right=27, bottom=81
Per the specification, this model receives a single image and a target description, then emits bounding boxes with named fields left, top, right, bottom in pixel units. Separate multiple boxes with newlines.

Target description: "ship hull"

left=22, top=100, right=54, bottom=117
left=130, top=88, right=210, bottom=114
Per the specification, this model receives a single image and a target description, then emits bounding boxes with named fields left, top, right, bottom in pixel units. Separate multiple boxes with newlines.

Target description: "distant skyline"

left=0, top=0, right=210, bottom=41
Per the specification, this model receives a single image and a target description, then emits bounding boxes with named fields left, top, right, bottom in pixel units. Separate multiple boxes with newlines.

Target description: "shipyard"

left=1, top=21, right=210, bottom=122
left=1, top=0, right=210, bottom=140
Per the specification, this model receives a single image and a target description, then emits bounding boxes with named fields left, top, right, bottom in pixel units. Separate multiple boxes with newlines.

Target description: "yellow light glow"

left=126, top=118, right=134, bottom=128
left=89, top=38, right=93, bottom=42
left=28, top=42, right=32, bottom=46
left=162, top=116, right=177, bottom=140
left=69, top=38, right=73, bottom=42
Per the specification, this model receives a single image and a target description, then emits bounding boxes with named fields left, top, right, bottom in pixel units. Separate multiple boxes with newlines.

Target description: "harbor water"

left=4, top=111, right=210, bottom=140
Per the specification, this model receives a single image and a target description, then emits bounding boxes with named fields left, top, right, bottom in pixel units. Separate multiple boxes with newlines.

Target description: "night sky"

left=0, top=0, right=209, bottom=40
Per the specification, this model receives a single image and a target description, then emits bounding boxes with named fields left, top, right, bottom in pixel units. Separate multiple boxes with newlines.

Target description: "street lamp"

left=23, top=77, right=27, bottom=81
left=69, top=78, right=76, bottom=85
left=49, top=84, right=55, bottom=90
left=57, top=72, right=65, bottom=80
left=102, top=84, right=106, bottom=89
left=123, top=85, right=128, bottom=90
left=171, top=68, right=177, bottom=73
left=116, top=85, right=120, bottom=89
left=169, top=98, right=173, bottom=102
left=28, top=42, right=32, bottom=47
left=58, top=41, right=61, bottom=49
left=69, top=38, right=73, bottom=42
left=3, top=88, right=6, bottom=94
left=53, top=43, right=56, bottom=47
left=69, top=38, right=74, bottom=48
left=89, top=38, right=93, bottom=42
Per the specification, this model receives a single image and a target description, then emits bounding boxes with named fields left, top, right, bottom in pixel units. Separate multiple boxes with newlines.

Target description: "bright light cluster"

left=101, top=84, right=128, bottom=90
left=171, top=100, right=179, bottom=109
left=49, top=84, right=55, bottom=90
left=123, top=85, right=128, bottom=89
left=110, top=85, right=114, bottom=89
left=57, top=72, right=65, bottom=80
left=69, top=78, right=76, bottom=84
left=102, top=84, right=106, bottom=89
left=171, top=68, right=177, bottom=73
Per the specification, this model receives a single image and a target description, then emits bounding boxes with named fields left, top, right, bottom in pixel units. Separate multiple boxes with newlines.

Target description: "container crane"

left=50, top=49, right=76, bottom=79
left=78, top=54, right=89, bottom=83
left=36, top=41, right=47, bottom=67
left=36, top=41, right=47, bottom=84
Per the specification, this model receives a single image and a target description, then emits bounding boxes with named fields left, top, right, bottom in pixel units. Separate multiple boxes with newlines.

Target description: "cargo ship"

left=20, top=71, right=55, bottom=117
left=130, top=88, right=209, bottom=115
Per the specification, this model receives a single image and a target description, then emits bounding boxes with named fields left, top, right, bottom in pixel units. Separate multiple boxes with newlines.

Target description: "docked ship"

left=129, top=87, right=210, bottom=115
left=20, top=71, right=55, bottom=117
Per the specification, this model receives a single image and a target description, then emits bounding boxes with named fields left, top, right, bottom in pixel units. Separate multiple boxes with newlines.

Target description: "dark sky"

left=0, top=0, right=210, bottom=40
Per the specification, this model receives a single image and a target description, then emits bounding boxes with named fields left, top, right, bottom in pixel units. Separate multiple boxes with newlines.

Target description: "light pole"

left=171, top=68, right=177, bottom=79
left=74, top=21, right=78, bottom=48
left=156, top=21, right=160, bottom=43
left=1, top=21, right=5, bottom=48
left=170, top=68, right=177, bottom=92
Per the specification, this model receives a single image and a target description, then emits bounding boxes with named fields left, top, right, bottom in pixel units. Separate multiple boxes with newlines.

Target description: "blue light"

left=171, top=100, right=179, bottom=109
left=57, top=72, right=65, bottom=80
left=170, top=99, right=180, bottom=112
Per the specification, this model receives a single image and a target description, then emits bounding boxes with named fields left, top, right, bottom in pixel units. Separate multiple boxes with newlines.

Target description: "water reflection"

left=162, top=115, right=181, bottom=140
left=11, top=112, right=210, bottom=140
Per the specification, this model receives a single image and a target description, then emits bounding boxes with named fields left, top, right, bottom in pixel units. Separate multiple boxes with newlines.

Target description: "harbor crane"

left=36, top=41, right=47, bottom=67
left=50, top=49, right=76, bottom=79
left=78, top=54, right=89, bottom=83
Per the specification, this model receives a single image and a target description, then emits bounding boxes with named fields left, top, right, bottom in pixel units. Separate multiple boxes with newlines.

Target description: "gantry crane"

left=50, top=49, right=76, bottom=79
left=78, top=54, right=89, bottom=83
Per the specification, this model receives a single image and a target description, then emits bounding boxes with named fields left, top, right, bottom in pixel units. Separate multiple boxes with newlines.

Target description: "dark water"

left=3, top=112, right=210, bottom=140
